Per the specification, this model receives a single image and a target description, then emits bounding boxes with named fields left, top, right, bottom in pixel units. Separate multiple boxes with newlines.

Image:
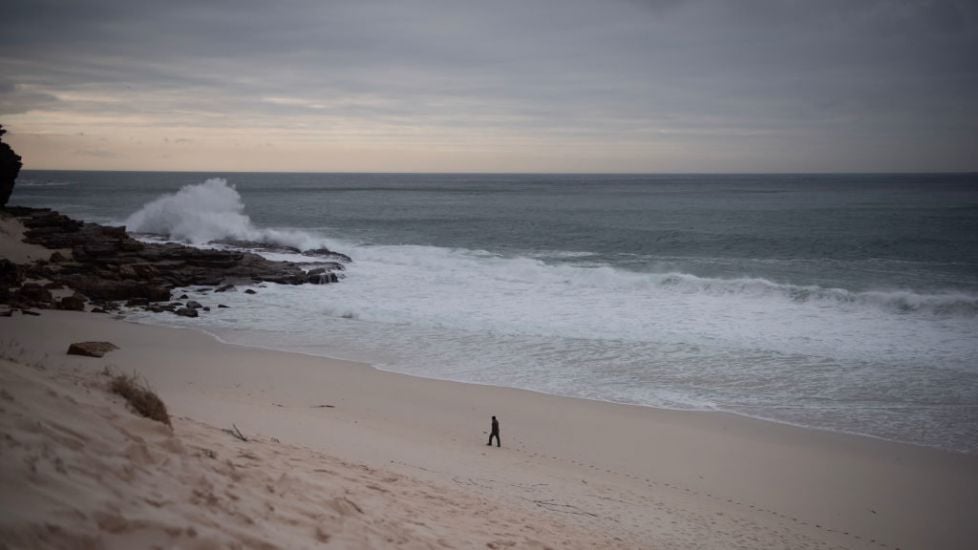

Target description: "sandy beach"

left=4, top=0, right=978, bottom=546
left=2, top=309, right=976, bottom=549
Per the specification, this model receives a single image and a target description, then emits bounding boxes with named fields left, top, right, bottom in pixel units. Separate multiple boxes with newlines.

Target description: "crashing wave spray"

left=124, top=178, right=327, bottom=250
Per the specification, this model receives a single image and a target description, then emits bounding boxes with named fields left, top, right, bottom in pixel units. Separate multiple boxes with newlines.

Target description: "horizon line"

left=20, top=168, right=978, bottom=177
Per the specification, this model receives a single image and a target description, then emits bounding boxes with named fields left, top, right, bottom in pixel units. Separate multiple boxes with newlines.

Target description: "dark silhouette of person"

left=487, top=415, right=500, bottom=447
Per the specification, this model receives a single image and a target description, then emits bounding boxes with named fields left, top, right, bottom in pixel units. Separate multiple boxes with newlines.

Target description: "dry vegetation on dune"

left=108, top=371, right=172, bottom=427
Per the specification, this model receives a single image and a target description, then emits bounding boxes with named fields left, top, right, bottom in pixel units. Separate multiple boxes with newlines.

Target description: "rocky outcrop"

left=215, top=240, right=351, bottom=264
left=304, top=248, right=352, bottom=263
left=0, top=125, right=23, bottom=207
left=306, top=267, right=340, bottom=284
left=1, top=207, right=348, bottom=313
left=12, top=283, right=53, bottom=308
left=0, top=259, right=22, bottom=303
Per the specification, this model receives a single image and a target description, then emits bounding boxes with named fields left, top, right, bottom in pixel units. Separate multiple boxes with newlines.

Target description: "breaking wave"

left=648, top=272, right=978, bottom=317
left=124, top=178, right=327, bottom=250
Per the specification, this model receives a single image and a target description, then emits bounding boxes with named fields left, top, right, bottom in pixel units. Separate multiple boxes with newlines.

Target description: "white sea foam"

left=124, top=178, right=329, bottom=250
left=321, top=244, right=977, bottom=365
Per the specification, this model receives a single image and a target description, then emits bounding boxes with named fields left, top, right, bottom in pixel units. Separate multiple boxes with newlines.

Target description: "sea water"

left=12, top=171, right=978, bottom=452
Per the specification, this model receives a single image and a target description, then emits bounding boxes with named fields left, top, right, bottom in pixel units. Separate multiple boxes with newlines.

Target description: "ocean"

left=11, top=171, right=978, bottom=452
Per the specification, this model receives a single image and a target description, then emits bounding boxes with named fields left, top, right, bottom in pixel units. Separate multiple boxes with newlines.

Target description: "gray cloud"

left=1, top=0, right=976, bottom=171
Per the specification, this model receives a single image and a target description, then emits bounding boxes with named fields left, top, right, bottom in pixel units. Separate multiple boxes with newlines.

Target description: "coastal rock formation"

left=306, top=267, right=340, bottom=284
left=0, top=207, right=348, bottom=312
left=0, top=259, right=23, bottom=302
left=215, top=239, right=351, bottom=264
left=0, top=125, right=23, bottom=207
left=13, top=282, right=53, bottom=308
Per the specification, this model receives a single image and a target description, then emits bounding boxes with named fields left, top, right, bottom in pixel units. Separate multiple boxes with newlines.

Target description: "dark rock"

left=125, top=298, right=149, bottom=307
left=15, top=283, right=53, bottom=306
left=72, top=240, right=121, bottom=260
left=244, top=288, right=257, bottom=294
left=67, top=341, right=118, bottom=358
left=91, top=307, right=107, bottom=314
left=58, top=277, right=171, bottom=302
left=56, top=294, right=86, bottom=311
left=0, top=259, right=20, bottom=303
left=214, top=239, right=302, bottom=255
left=218, top=304, right=228, bottom=308
left=0, top=125, right=23, bottom=207
left=202, top=306, right=210, bottom=312
left=306, top=269, right=340, bottom=284
left=0, top=258, right=22, bottom=287
left=174, top=307, right=198, bottom=318
left=3, top=207, right=347, bottom=304
left=262, top=273, right=307, bottom=285
left=186, top=300, right=202, bottom=309
left=179, top=294, right=189, bottom=299
left=21, top=211, right=83, bottom=247
left=303, top=248, right=353, bottom=263
left=0, top=306, right=12, bottom=317
left=20, top=309, right=40, bottom=316
left=126, top=263, right=159, bottom=279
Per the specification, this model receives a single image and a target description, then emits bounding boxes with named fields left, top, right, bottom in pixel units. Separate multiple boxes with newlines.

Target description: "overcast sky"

left=2, top=0, right=976, bottom=172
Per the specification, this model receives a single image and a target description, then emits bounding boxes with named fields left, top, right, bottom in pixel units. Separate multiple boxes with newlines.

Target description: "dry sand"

left=0, top=356, right=617, bottom=549
left=1, top=310, right=976, bottom=549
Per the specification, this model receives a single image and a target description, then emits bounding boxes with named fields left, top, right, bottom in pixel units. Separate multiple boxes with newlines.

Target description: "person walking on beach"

left=487, top=415, right=500, bottom=447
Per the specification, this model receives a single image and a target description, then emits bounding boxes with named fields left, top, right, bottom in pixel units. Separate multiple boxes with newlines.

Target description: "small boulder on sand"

left=67, top=341, right=119, bottom=358
left=56, top=294, right=87, bottom=311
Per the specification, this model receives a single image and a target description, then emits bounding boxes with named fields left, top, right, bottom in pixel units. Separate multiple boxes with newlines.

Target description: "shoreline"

left=115, top=307, right=973, bottom=457
left=156, top=314, right=972, bottom=456
left=4, top=309, right=977, bottom=548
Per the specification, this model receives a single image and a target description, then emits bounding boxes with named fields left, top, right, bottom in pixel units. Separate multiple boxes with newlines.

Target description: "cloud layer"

left=2, top=0, right=976, bottom=172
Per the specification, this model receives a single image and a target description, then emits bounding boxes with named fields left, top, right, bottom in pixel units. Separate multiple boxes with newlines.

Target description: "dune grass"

left=109, top=372, right=171, bottom=427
